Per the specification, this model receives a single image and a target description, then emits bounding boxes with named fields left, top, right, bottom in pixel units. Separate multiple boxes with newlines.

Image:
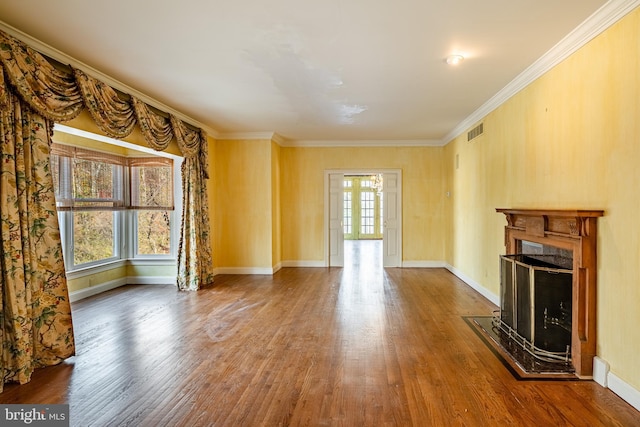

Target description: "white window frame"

left=55, top=155, right=125, bottom=271
left=53, top=124, right=183, bottom=274
left=131, top=157, right=182, bottom=260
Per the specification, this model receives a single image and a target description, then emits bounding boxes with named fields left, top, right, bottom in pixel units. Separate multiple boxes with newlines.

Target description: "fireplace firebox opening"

left=495, top=252, right=573, bottom=367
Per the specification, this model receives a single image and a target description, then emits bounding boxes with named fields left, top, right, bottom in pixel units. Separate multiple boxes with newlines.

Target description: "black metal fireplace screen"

left=493, top=254, right=573, bottom=363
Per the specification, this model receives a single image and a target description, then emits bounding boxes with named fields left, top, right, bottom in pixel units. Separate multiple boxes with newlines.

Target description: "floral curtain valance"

left=0, top=29, right=209, bottom=164
left=0, top=31, right=83, bottom=122
left=74, top=69, right=137, bottom=139
left=132, top=96, right=173, bottom=151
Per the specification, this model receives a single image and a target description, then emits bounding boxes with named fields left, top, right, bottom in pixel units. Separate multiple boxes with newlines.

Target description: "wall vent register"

left=467, top=122, right=484, bottom=141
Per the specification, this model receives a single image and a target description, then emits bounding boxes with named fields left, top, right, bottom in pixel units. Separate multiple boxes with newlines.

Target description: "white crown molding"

left=216, top=131, right=277, bottom=141
left=215, top=132, right=296, bottom=146
left=271, top=133, right=289, bottom=146
left=441, top=0, right=640, bottom=145
left=215, top=133, right=443, bottom=147
left=0, top=20, right=220, bottom=139
left=280, top=139, right=444, bottom=148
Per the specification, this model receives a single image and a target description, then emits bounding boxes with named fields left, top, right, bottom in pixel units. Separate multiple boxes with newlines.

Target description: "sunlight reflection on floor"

left=338, top=240, right=386, bottom=367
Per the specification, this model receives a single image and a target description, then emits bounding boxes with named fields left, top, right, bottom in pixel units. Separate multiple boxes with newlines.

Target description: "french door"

left=343, top=176, right=383, bottom=240
left=326, top=170, right=402, bottom=267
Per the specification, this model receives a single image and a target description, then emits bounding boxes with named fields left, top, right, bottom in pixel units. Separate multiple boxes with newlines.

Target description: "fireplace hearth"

left=495, top=209, right=603, bottom=378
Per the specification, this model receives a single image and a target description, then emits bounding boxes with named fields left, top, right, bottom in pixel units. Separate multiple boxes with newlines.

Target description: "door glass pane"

left=343, top=191, right=352, bottom=235
left=379, top=192, right=384, bottom=235
left=360, top=191, right=375, bottom=235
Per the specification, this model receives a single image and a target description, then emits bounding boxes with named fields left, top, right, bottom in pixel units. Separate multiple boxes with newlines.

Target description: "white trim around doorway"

left=323, top=169, right=403, bottom=267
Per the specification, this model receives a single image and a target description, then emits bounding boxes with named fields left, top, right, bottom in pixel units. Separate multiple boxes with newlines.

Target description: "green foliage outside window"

left=73, top=211, right=115, bottom=264
left=137, top=210, right=171, bottom=255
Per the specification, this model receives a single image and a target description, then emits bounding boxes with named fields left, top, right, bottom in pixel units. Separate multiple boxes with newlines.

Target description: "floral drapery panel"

left=170, top=117, right=214, bottom=291
left=0, top=88, right=75, bottom=393
left=0, top=28, right=214, bottom=389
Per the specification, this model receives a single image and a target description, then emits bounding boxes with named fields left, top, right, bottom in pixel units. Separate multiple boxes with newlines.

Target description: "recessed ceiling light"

left=445, top=55, right=464, bottom=65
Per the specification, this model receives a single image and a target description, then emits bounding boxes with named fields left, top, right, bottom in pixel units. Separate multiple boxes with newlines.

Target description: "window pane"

left=71, top=159, right=123, bottom=210
left=73, top=211, right=115, bottom=265
left=131, top=163, right=174, bottom=209
left=73, top=158, right=113, bottom=199
left=137, top=210, right=171, bottom=255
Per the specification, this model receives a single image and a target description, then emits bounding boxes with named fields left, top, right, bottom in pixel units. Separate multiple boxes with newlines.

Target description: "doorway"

left=343, top=175, right=383, bottom=240
left=325, top=170, right=402, bottom=268
left=343, top=175, right=383, bottom=268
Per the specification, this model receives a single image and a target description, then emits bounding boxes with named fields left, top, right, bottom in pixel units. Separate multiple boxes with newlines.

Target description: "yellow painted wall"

left=207, top=135, right=217, bottom=268
left=280, top=146, right=446, bottom=263
left=444, top=8, right=640, bottom=391
left=272, top=141, right=282, bottom=267
left=213, top=139, right=274, bottom=269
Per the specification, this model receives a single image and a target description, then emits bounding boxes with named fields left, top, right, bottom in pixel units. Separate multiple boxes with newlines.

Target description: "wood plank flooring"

left=1, top=241, right=638, bottom=426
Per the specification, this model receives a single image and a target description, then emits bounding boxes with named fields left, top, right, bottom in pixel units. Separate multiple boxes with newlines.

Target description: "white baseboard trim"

left=402, top=260, right=447, bottom=268
left=273, top=262, right=282, bottom=274
left=69, top=278, right=128, bottom=302
left=281, top=260, right=326, bottom=268
left=592, top=357, right=640, bottom=412
left=445, top=264, right=500, bottom=307
left=126, top=276, right=176, bottom=285
left=608, top=369, right=640, bottom=413
left=215, top=266, right=277, bottom=275
left=69, top=276, right=175, bottom=302
left=593, top=356, right=610, bottom=387
left=214, top=261, right=326, bottom=271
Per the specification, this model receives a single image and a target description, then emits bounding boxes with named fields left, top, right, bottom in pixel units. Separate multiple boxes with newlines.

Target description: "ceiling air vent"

left=467, top=123, right=484, bottom=142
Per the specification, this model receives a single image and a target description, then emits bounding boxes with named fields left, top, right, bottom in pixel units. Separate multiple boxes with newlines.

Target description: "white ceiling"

left=0, top=0, right=622, bottom=144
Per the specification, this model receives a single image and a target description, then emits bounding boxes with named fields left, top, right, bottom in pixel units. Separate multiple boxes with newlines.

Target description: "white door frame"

left=324, top=169, right=403, bottom=267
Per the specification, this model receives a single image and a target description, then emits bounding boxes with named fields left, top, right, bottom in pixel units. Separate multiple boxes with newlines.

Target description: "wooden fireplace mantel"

left=496, top=208, right=604, bottom=378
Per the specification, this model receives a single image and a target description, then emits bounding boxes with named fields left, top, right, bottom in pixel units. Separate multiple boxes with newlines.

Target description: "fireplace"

left=496, top=209, right=603, bottom=378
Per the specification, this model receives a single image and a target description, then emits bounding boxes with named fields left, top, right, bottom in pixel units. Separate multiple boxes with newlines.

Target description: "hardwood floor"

left=1, top=241, right=638, bottom=426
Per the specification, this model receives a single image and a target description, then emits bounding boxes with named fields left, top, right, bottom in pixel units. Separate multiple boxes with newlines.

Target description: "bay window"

left=50, top=143, right=176, bottom=271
